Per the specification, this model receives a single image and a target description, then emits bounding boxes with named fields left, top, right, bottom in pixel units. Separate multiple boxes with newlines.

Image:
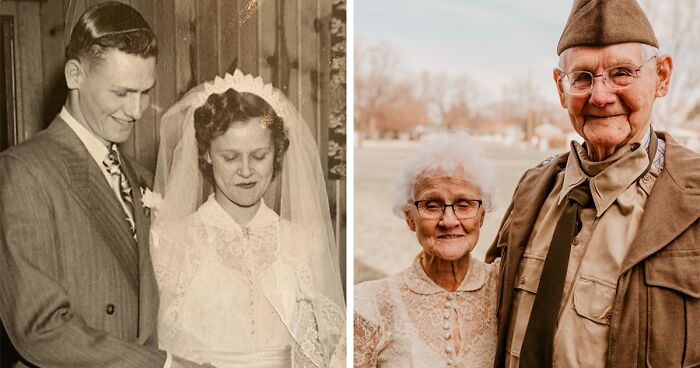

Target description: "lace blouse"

left=151, top=196, right=344, bottom=367
left=354, top=254, right=499, bottom=368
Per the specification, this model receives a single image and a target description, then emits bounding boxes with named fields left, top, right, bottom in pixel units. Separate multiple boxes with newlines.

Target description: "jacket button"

left=520, top=276, right=526, bottom=284
left=605, top=310, right=613, bottom=320
left=106, top=304, right=116, bottom=315
left=573, top=237, right=580, bottom=246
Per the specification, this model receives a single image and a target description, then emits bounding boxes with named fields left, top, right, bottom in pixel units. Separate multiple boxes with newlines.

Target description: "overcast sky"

left=354, top=0, right=574, bottom=104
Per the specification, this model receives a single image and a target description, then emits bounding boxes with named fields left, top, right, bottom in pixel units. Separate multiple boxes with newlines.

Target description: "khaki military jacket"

left=486, top=132, right=700, bottom=368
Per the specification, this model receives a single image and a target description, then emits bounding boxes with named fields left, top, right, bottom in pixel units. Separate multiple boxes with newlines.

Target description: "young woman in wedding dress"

left=150, top=71, right=345, bottom=368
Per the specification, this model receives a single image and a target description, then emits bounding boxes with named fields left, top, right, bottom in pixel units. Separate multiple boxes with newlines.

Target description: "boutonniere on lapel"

left=140, top=187, right=163, bottom=216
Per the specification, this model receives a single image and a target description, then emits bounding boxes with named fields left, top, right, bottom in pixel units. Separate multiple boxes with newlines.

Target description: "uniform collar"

left=559, top=139, right=649, bottom=217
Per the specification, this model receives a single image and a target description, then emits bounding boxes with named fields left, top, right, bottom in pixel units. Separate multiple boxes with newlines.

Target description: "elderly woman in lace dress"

left=354, top=132, right=499, bottom=368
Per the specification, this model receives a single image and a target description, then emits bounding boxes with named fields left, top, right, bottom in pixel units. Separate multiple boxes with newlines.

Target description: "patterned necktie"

left=102, top=144, right=136, bottom=236
left=519, top=181, right=592, bottom=368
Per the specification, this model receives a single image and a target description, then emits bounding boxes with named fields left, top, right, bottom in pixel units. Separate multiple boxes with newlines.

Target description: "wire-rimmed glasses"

left=413, top=199, right=482, bottom=219
left=559, top=55, right=657, bottom=96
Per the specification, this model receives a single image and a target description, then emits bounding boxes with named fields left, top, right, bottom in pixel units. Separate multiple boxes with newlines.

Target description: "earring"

left=205, top=152, right=212, bottom=164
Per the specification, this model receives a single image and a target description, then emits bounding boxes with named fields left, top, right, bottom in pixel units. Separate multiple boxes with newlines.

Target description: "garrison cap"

left=557, top=0, right=658, bottom=55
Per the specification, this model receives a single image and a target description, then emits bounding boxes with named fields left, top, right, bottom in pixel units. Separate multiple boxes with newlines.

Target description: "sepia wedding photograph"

left=0, top=0, right=346, bottom=366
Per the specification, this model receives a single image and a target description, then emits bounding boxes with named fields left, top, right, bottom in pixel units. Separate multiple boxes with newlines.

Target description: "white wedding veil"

left=153, top=70, right=345, bottom=364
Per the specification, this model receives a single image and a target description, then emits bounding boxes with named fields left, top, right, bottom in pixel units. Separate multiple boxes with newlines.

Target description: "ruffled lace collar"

left=403, top=254, right=488, bottom=295
left=198, top=194, right=279, bottom=232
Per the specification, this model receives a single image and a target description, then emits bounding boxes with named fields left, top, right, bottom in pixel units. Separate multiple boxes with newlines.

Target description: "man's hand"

left=172, top=355, right=217, bottom=368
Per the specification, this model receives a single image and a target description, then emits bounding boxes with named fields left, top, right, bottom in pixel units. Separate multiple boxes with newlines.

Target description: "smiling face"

left=209, top=117, right=275, bottom=210
left=405, top=171, right=485, bottom=262
left=554, top=42, right=672, bottom=160
left=66, top=49, right=156, bottom=145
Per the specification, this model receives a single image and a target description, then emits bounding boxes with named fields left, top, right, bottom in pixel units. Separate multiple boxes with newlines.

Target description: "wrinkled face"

left=405, top=171, right=485, bottom=261
left=210, top=118, right=275, bottom=208
left=554, top=43, right=672, bottom=159
left=72, top=49, right=156, bottom=145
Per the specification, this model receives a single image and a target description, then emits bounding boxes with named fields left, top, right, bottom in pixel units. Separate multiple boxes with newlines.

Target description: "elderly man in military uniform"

left=487, top=0, right=700, bottom=367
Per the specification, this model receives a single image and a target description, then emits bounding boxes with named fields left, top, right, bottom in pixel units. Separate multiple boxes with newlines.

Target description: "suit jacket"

left=0, top=116, right=166, bottom=367
left=486, top=132, right=700, bottom=367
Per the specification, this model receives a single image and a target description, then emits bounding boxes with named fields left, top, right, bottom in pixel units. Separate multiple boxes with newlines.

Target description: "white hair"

left=558, top=43, right=661, bottom=70
left=390, top=131, right=495, bottom=217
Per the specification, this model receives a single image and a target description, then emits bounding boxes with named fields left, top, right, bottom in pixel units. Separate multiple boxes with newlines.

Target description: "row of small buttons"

left=444, top=292, right=456, bottom=366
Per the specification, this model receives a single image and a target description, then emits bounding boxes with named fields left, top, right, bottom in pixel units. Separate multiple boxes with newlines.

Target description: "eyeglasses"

left=414, top=199, right=482, bottom=219
left=559, top=55, right=657, bottom=96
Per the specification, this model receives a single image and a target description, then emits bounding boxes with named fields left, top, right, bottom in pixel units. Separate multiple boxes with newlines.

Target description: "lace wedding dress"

left=354, top=255, right=499, bottom=368
left=152, top=196, right=344, bottom=367
left=151, top=71, right=346, bottom=368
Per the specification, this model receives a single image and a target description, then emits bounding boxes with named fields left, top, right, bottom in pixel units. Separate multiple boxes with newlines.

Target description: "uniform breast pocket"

left=572, top=276, right=616, bottom=325
left=645, top=250, right=700, bottom=367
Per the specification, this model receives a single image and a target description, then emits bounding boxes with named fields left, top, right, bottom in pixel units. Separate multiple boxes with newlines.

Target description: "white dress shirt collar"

left=60, top=107, right=112, bottom=167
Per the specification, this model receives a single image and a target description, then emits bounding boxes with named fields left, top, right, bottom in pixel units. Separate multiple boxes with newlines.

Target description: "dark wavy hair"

left=65, top=2, right=158, bottom=65
left=194, top=88, right=290, bottom=184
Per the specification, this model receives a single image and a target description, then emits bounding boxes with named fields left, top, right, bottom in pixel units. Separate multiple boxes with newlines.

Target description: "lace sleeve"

left=149, top=223, right=171, bottom=290
left=327, top=328, right=346, bottom=368
left=282, top=253, right=345, bottom=367
left=149, top=216, right=204, bottom=349
left=149, top=221, right=187, bottom=293
left=354, top=282, right=382, bottom=368
left=353, top=312, right=379, bottom=368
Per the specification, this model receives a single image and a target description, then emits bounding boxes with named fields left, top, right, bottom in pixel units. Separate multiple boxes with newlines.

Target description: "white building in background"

left=533, top=122, right=565, bottom=150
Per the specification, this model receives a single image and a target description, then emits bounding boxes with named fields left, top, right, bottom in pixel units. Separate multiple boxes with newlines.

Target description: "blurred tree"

left=639, top=0, right=700, bottom=126
left=500, top=77, right=544, bottom=142
left=419, top=72, right=482, bottom=131
left=354, top=40, right=398, bottom=133
left=355, top=40, right=430, bottom=135
left=497, top=76, right=572, bottom=144
left=377, top=80, right=430, bottom=133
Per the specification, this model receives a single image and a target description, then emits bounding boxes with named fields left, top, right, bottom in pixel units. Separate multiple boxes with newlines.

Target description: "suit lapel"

left=491, top=154, right=567, bottom=365
left=120, top=156, right=159, bottom=343
left=49, top=118, right=139, bottom=288
left=621, top=133, right=700, bottom=273
left=503, top=154, right=568, bottom=253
